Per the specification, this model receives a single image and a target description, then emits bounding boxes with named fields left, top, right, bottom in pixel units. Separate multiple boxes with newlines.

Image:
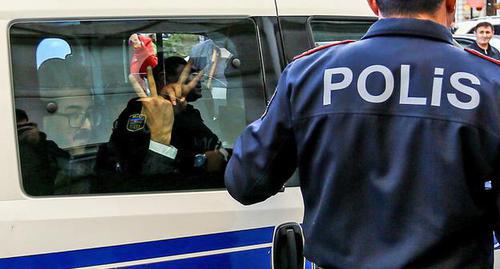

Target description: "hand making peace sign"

left=129, top=66, right=174, bottom=145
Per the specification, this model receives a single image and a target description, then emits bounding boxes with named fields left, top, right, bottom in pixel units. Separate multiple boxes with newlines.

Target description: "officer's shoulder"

left=292, top=40, right=355, bottom=61
left=463, top=48, right=500, bottom=65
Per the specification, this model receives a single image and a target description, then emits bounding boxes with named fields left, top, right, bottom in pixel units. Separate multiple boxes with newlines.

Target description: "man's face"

left=186, top=67, right=203, bottom=102
left=475, top=26, right=494, bottom=47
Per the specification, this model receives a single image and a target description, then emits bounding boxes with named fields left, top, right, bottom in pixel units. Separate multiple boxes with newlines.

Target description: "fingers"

left=129, top=74, right=147, bottom=98
left=175, top=83, right=183, bottom=100
left=207, top=49, right=219, bottom=89
left=177, top=60, right=193, bottom=85
left=170, top=86, right=178, bottom=106
left=160, top=84, right=177, bottom=106
left=162, top=98, right=174, bottom=108
left=147, top=66, right=158, bottom=97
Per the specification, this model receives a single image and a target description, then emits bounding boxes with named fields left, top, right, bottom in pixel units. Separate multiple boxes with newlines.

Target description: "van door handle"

left=273, top=222, right=304, bottom=269
left=286, top=228, right=298, bottom=269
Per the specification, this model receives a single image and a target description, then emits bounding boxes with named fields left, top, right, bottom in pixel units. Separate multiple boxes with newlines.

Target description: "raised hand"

left=129, top=66, right=174, bottom=145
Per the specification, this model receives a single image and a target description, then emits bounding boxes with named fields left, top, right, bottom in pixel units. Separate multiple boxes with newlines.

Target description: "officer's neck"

left=380, top=13, right=448, bottom=28
left=379, top=4, right=452, bottom=28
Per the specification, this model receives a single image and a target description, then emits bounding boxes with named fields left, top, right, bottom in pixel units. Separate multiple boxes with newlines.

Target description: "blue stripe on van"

left=122, top=247, right=272, bottom=269
left=0, top=226, right=274, bottom=269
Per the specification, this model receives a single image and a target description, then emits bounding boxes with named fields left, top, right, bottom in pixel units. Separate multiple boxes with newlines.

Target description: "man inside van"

left=225, top=0, right=499, bottom=268
left=95, top=57, right=229, bottom=192
left=468, top=21, right=500, bottom=60
left=16, top=109, right=69, bottom=196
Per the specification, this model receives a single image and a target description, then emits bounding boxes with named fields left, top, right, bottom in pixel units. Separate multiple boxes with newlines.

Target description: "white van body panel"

left=0, top=0, right=276, bottom=19
left=275, top=0, right=373, bottom=16
left=0, top=20, right=20, bottom=202
left=0, top=188, right=303, bottom=258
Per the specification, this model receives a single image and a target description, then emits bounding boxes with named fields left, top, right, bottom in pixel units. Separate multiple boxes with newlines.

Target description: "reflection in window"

left=36, top=38, right=71, bottom=69
left=310, top=20, right=374, bottom=46
left=11, top=19, right=265, bottom=196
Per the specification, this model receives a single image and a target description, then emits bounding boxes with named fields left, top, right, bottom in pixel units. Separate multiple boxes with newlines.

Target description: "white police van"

left=1, top=1, right=498, bottom=268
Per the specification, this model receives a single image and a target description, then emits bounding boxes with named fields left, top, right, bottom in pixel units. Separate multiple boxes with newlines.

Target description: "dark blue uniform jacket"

left=225, top=18, right=500, bottom=269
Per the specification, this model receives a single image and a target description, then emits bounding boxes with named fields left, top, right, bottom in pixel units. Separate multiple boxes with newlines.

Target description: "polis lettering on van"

left=323, top=65, right=481, bottom=110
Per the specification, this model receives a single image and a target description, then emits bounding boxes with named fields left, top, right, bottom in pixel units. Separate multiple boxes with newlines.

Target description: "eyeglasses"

left=60, top=106, right=101, bottom=128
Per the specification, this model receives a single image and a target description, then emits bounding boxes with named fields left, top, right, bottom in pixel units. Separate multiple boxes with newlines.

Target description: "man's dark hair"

left=475, top=22, right=494, bottom=33
left=163, top=56, right=187, bottom=80
left=154, top=56, right=187, bottom=89
left=16, top=109, right=28, bottom=123
left=376, top=0, right=443, bottom=16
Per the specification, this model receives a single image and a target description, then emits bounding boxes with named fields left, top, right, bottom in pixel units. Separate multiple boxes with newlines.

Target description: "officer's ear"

left=445, top=0, right=456, bottom=12
left=445, top=0, right=456, bottom=28
left=367, top=0, right=380, bottom=16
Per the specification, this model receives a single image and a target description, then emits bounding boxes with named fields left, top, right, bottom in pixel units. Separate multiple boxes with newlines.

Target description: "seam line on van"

left=72, top=243, right=273, bottom=269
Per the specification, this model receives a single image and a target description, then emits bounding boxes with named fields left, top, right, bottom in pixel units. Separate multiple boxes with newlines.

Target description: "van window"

left=309, top=19, right=374, bottom=46
left=10, top=18, right=265, bottom=196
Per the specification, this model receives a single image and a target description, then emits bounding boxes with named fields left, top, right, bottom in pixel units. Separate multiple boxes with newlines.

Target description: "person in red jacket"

left=129, top=33, right=158, bottom=81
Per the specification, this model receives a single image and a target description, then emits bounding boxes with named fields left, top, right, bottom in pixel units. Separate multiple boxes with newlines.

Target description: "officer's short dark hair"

left=474, top=22, right=494, bottom=33
left=375, top=0, right=443, bottom=16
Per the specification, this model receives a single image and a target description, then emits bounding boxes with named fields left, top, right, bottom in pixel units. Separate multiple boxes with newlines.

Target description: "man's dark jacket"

left=18, top=123, right=69, bottom=195
left=468, top=41, right=500, bottom=60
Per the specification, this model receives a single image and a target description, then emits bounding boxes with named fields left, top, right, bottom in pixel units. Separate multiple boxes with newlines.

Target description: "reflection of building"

left=456, top=0, right=499, bottom=21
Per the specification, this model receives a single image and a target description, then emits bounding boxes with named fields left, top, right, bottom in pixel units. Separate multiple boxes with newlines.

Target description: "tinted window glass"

left=11, top=18, right=265, bottom=196
left=310, top=19, right=373, bottom=46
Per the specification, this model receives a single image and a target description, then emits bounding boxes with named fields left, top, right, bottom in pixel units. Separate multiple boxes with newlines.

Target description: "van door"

left=1, top=4, right=305, bottom=268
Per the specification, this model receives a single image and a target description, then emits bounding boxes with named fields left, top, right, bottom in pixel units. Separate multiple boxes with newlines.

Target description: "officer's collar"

left=362, top=18, right=454, bottom=45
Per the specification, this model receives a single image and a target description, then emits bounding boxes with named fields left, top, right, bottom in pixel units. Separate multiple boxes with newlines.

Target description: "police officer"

left=225, top=0, right=500, bottom=268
